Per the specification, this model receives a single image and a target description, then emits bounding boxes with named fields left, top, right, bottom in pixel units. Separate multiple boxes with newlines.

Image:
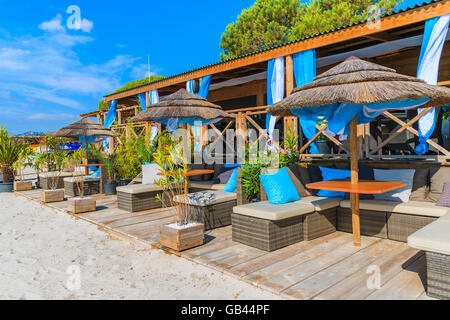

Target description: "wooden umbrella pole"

left=84, top=136, right=89, bottom=176
left=350, top=116, right=361, bottom=247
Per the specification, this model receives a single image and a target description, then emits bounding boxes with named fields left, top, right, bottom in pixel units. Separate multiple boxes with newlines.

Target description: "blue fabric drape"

left=266, top=57, right=285, bottom=141
left=104, top=100, right=117, bottom=128
left=137, top=93, right=147, bottom=111
left=293, top=50, right=318, bottom=154
left=415, top=14, right=450, bottom=155
left=199, top=75, right=212, bottom=99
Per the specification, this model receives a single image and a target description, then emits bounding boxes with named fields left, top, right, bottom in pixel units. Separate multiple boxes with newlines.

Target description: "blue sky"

left=0, top=0, right=421, bottom=134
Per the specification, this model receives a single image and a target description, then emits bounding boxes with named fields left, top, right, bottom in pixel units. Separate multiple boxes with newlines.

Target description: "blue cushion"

left=259, top=167, right=301, bottom=204
left=90, top=171, right=100, bottom=178
left=223, top=169, right=239, bottom=193
left=318, top=167, right=351, bottom=198
left=224, top=163, right=242, bottom=169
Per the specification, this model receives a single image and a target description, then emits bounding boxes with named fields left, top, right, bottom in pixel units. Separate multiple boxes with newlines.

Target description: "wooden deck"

left=16, top=189, right=433, bottom=300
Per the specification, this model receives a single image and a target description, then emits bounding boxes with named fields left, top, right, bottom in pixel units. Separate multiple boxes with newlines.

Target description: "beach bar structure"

left=81, top=1, right=450, bottom=165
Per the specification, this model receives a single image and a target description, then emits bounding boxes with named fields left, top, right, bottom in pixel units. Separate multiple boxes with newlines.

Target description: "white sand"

left=0, top=192, right=282, bottom=300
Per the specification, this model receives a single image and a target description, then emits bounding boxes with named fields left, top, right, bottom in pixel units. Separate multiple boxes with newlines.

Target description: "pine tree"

left=220, top=0, right=399, bottom=61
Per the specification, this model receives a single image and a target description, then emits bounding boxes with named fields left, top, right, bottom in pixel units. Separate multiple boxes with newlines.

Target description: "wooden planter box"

left=160, top=222, right=204, bottom=251
left=14, top=181, right=33, bottom=191
left=67, top=197, right=96, bottom=214
left=41, top=189, right=65, bottom=203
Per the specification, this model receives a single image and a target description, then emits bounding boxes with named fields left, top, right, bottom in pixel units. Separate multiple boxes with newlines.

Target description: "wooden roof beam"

left=365, top=31, right=402, bottom=42
left=103, top=1, right=450, bottom=102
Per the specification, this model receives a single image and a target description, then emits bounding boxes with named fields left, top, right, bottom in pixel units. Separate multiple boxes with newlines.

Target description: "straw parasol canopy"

left=131, top=88, right=234, bottom=122
left=268, top=56, right=450, bottom=117
left=49, top=118, right=116, bottom=138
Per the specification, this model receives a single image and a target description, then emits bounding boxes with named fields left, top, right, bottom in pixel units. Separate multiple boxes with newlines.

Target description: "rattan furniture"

left=64, top=176, right=100, bottom=197
left=40, top=172, right=73, bottom=190
left=117, top=184, right=165, bottom=212
left=408, top=215, right=450, bottom=300
left=174, top=191, right=236, bottom=230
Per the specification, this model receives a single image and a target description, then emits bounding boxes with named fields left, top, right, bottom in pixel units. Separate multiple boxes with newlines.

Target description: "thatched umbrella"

left=268, top=56, right=450, bottom=246
left=131, top=88, right=233, bottom=123
left=49, top=118, right=117, bottom=175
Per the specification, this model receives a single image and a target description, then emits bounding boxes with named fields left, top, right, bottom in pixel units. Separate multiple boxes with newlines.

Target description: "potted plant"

left=96, top=150, right=117, bottom=195
left=115, top=125, right=142, bottom=186
left=32, top=152, right=47, bottom=189
left=0, top=126, right=28, bottom=193
left=154, top=132, right=204, bottom=251
left=13, top=145, right=33, bottom=191
left=66, top=148, right=96, bottom=214
left=40, top=149, right=66, bottom=203
left=315, top=121, right=331, bottom=154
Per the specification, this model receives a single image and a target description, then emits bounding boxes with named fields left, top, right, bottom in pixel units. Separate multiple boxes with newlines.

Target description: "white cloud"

left=39, top=14, right=65, bottom=33
left=26, top=112, right=77, bottom=121
left=80, top=19, right=94, bottom=33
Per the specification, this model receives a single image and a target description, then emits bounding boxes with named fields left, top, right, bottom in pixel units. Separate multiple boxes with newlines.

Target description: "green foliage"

left=33, top=152, right=48, bottom=176
left=220, top=0, right=399, bottom=60
left=112, top=75, right=166, bottom=95
left=444, top=109, right=450, bottom=122
left=152, top=131, right=189, bottom=224
left=0, top=126, right=28, bottom=183
left=279, top=123, right=300, bottom=167
left=240, top=164, right=262, bottom=201
left=96, top=151, right=117, bottom=183
left=220, top=0, right=301, bottom=60
left=98, top=100, right=109, bottom=111
left=115, top=122, right=156, bottom=179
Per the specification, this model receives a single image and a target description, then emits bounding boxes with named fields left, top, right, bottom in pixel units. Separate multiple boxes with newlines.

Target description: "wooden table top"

left=158, top=169, right=214, bottom=177
left=306, top=180, right=407, bottom=194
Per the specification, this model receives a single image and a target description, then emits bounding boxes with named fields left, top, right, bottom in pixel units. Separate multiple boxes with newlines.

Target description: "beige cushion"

left=116, top=184, right=162, bottom=194
left=41, top=172, right=72, bottom=178
left=298, top=196, right=341, bottom=211
left=409, top=168, right=431, bottom=202
left=428, top=167, right=450, bottom=203
left=439, top=213, right=450, bottom=223
left=190, top=181, right=225, bottom=191
left=340, top=199, right=449, bottom=218
left=408, top=219, right=450, bottom=255
left=233, top=201, right=315, bottom=221
left=175, top=191, right=236, bottom=206
left=64, top=176, right=100, bottom=183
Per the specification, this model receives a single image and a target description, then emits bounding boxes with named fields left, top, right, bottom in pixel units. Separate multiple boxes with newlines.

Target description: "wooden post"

left=145, top=91, right=150, bottom=108
left=350, top=116, right=360, bottom=247
left=284, top=55, right=298, bottom=146
left=84, top=136, right=89, bottom=176
left=118, top=110, right=122, bottom=125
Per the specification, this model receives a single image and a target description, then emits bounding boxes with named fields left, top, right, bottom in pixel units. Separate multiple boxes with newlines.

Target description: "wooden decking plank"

left=193, top=242, right=267, bottom=270
left=183, top=227, right=235, bottom=258
left=314, top=244, right=420, bottom=300
left=231, top=232, right=342, bottom=277
left=365, top=253, right=427, bottom=300
left=244, top=232, right=352, bottom=284
left=283, top=239, right=404, bottom=299
left=116, top=216, right=177, bottom=238
left=106, top=210, right=176, bottom=228
left=257, top=236, right=379, bottom=292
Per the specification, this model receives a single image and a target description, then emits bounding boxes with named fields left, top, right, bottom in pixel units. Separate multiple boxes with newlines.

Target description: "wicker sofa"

left=63, top=176, right=100, bottom=197
left=117, top=184, right=166, bottom=212
left=174, top=190, right=236, bottom=231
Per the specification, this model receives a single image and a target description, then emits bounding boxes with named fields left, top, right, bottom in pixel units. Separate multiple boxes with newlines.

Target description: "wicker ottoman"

left=117, top=184, right=164, bottom=212
left=408, top=217, right=450, bottom=300
left=175, top=191, right=236, bottom=230
left=40, top=172, right=73, bottom=190
left=64, top=176, right=100, bottom=197
left=387, top=213, right=437, bottom=242
left=232, top=201, right=315, bottom=252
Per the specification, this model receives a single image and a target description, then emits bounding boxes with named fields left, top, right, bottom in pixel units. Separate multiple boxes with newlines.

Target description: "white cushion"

left=408, top=219, right=450, bottom=255
left=174, top=191, right=236, bottom=206
left=340, top=200, right=449, bottom=218
left=116, top=184, right=162, bottom=194
left=373, top=169, right=415, bottom=203
left=142, top=164, right=162, bottom=185
left=233, top=201, right=315, bottom=221
left=297, top=196, right=341, bottom=211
